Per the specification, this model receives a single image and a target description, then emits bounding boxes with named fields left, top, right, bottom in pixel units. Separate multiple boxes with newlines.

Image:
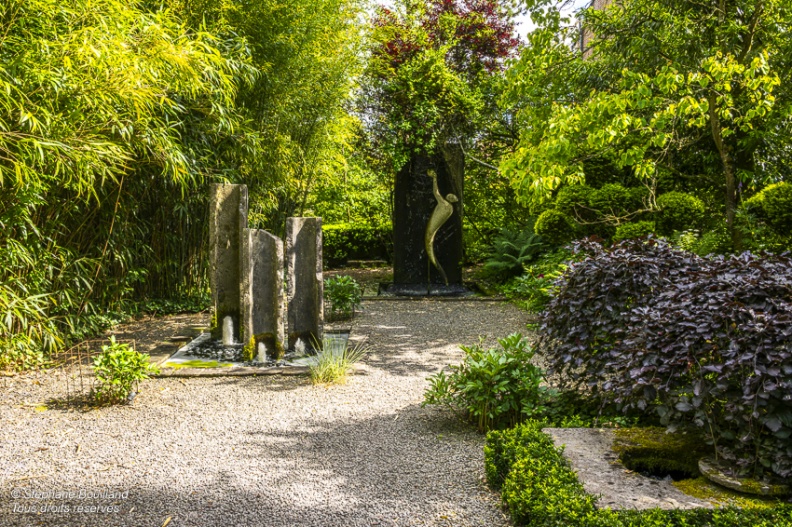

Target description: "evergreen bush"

left=656, top=192, right=706, bottom=234
left=322, top=223, right=392, bottom=268
left=534, top=210, right=576, bottom=246
left=761, top=182, right=792, bottom=232
left=612, top=221, right=655, bottom=243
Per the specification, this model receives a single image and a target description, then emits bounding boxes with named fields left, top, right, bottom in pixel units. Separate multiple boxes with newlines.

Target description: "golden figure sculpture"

left=425, top=169, right=458, bottom=285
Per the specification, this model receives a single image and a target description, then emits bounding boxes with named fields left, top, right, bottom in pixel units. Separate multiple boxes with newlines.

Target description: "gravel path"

left=0, top=300, right=529, bottom=527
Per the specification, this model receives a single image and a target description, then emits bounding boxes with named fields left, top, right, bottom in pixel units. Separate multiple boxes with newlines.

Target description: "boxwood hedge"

left=485, top=422, right=792, bottom=527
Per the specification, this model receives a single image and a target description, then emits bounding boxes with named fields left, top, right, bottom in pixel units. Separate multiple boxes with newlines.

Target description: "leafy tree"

left=502, top=0, right=792, bottom=247
left=168, top=0, right=367, bottom=234
left=364, top=0, right=520, bottom=169
left=0, top=0, right=253, bottom=366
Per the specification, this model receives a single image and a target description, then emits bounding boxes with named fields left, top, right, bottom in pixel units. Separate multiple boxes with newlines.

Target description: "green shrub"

left=422, top=334, right=551, bottom=432
left=761, top=182, right=792, bottom=232
left=535, top=210, right=576, bottom=246
left=612, top=221, right=655, bottom=243
left=627, top=186, right=651, bottom=211
left=692, top=226, right=732, bottom=256
left=92, top=337, right=159, bottom=405
left=488, top=422, right=596, bottom=526
left=655, top=192, right=706, bottom=235
left=484, top=227, right=544, bottom=281
left=589, top=183, right=631, bottom=217
left=323, top=275, right=362, bottom=321
left=486, top=423, right=792, bottom=527
left=737, top=208, right=791, bottom=254
left=554, top=184, right=593, bottom=218
left=322, top=223, right=392, bottom=268
left=485, top=421, right=558, bottom=489
left=501, top=249, right=575, bottom=313
left=309, top=338, right=368, bottom=384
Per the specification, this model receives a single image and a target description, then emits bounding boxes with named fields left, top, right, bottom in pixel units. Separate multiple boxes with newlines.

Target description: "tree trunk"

left=708, top=93, right=740, bottom=250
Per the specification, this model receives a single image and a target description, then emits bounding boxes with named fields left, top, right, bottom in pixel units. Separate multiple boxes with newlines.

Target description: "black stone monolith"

left=392, top=147, right=463, bottom=289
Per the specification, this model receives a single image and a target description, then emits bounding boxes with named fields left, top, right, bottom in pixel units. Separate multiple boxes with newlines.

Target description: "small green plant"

left=500, top=249, right=575, bottom=313
left=310, top=338, right=368, bottom=384
left=92, top=336, right=159, bottom=405
left=423, top=333, right=551, bottom=432
left=324, top=275, right=362, bottom=321
left=483, top=227, right=544, bottom=281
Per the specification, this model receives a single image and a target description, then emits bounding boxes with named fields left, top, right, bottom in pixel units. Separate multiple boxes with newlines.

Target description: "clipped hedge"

left=535, top=209, right=576, bottom=246
left=485, top=422, right=792, bottom=527
left=612, top=221, right=655, bottom=243
left=656, top=191, right=706, bottom=234
left=762, top=182, right=792, bottom=232
left=322, top=223, right=392, bottom=268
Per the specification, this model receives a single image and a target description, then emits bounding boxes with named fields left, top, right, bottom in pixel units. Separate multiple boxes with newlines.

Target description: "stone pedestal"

left=241, top=229, right=285, bottom=361
left=286, top=218, right=323, bottom=352
left=209, top=183, right=248, bottom=341
left=393, top=148, right=463, bottom=286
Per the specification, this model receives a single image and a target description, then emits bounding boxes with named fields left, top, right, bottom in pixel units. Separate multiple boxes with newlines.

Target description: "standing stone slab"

left=393, top=148, right=463, bottom=287
left=209, top=183, right=248, bottom=341
left=241, top=228, right=285, bottom=361
left=286, top=217, right=323, bottom=352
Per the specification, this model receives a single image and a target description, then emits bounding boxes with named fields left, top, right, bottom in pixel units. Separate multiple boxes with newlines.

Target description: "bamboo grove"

left=0, top=0, right=364, bottom=368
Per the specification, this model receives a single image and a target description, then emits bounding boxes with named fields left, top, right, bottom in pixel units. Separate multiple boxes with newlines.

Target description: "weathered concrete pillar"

left=286, top=217, right=323, bottom=352
left=241, top=228, right=285, bottom=361
left=209, top=183, right=248, bottom=341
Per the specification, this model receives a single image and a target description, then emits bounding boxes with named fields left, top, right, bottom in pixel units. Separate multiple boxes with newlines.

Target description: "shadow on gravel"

left=0, top=407, right=503, bottom=527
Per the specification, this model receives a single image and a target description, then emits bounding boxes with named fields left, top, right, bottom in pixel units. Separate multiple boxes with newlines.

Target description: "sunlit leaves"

left=501, top=0, right=792, bottom=217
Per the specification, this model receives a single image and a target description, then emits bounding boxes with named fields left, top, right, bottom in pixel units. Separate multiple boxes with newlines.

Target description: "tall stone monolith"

left=392, top=145, right=463, bottom=291
left=209, top=183, right=248, bottom=341
left=241, top=228, right=285, bottom=361
left=286, top=217, right=323, bottom=352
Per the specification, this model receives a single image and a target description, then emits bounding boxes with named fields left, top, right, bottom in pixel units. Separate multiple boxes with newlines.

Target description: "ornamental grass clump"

left=310, top=338, right=368, bottom=384
left=542, top=237, right=792, bottom=481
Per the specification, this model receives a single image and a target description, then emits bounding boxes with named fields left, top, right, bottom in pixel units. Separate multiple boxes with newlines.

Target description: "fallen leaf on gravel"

left=162, top=516, right=172, bottom=527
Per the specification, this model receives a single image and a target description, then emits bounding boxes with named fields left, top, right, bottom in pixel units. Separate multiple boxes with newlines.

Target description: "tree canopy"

left=501, top=0, right=792, bottom=245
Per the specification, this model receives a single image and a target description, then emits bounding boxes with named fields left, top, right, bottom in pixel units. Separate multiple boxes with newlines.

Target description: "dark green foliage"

left=589, top=184, right=631, bottom=218
left=486, top=423, right=792, bottom=527
left=761, top=182, right=792, bottom=233
left=656, top=192, right=706, bottom=234
left=534, top=210, right=576, bottom=246
left=322, top=223, right=392, bottom=268
left=501, top=249, right=576, bottom=313
left=542, top=238, right=792, bottom=480
left=92, top=337, right=159, bottom=405
left=612, top=221, right=655, bottom=243
left=422, top=334, right=551, bottom=432
left=323, top=275, right=362, bottom=321
left=554, top=185, right=594, bottom=219
left=484, top=227, right=544, bottom=281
